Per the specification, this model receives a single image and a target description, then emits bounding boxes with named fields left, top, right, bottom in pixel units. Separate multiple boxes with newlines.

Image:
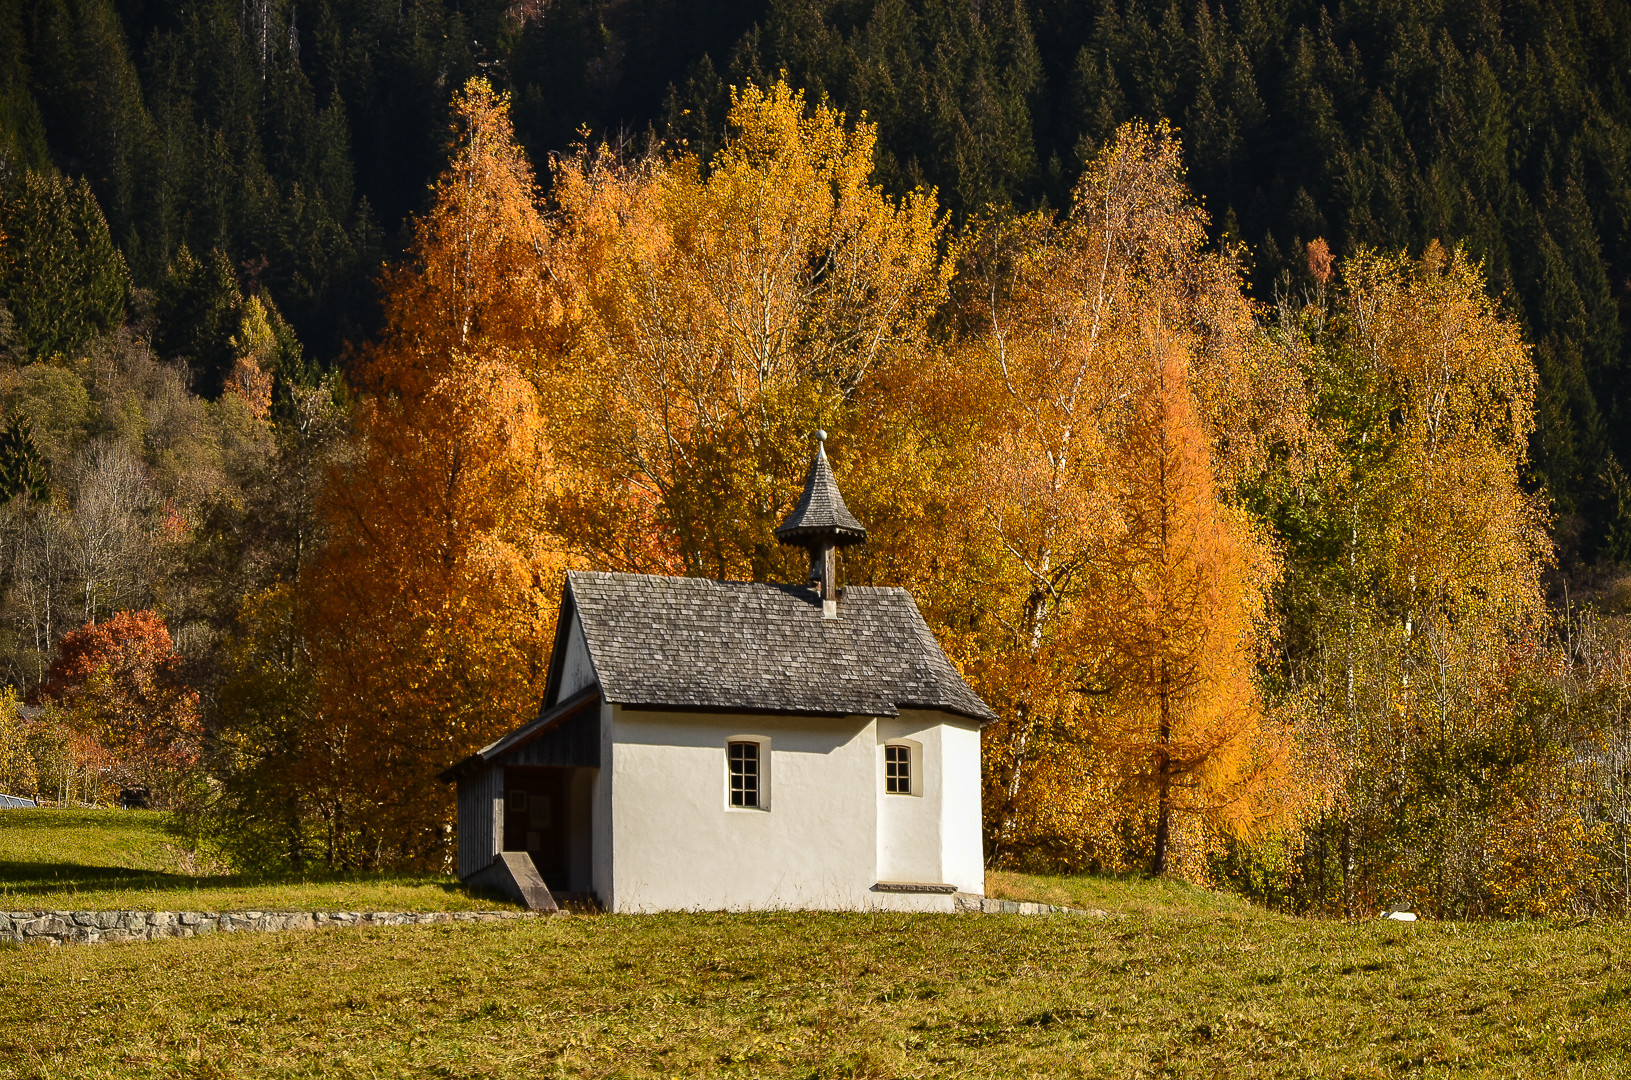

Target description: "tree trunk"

left=1150, top=667, right=1172, bottom=877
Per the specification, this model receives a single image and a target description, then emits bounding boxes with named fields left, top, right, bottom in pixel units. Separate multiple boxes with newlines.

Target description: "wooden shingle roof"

left=565, top=570, right=997, bottom=724
left=774, top=439, right=868, bottom=548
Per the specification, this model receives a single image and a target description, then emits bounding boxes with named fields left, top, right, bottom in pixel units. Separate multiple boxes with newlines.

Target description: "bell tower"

left=774, top=431, right=867, bottom=605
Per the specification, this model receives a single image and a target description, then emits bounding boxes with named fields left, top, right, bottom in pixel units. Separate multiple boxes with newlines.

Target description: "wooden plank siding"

left=456, top=766, right=503, bottom=880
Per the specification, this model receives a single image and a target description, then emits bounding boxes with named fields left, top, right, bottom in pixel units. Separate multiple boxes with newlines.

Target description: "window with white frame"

left=728, top=741, right=760, bottom=808
left=884, top=743, right=912, bottom=794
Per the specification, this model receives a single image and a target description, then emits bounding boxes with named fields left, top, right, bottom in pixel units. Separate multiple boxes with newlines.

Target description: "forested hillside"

left=3, top=0, right=1625, bottom=562
left=2, top=0, right=1631, bottom=917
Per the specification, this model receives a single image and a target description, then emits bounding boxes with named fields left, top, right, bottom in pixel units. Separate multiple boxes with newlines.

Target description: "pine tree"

left=152, top=245, right=242, bottom=398
left=0, top=169, right=128, bottom=358
left=0, top=414, right=48, bottom=503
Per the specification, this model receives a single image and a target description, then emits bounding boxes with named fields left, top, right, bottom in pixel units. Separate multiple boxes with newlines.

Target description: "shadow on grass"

left=0, top=859, right=202, bottom=893
left=0, top=861, right=478, bottom=901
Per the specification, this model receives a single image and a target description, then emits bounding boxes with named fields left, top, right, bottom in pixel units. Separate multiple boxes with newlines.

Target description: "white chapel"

left=442, top=436, right=996, bottom=913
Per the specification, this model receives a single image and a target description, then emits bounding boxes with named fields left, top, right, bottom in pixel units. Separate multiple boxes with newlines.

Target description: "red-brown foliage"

left=36, top=609, right=201, bottom=803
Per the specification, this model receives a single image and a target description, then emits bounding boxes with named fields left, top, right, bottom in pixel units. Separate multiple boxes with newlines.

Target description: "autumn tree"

left=292, top=79, right=568, bottom=868
left=1076, top=328, right=1286, bottom=876
left=550, top=81, right=948, bottom=581
left=960, top=121, right=1299, bottom=871
left=1251, top=241, right=1555, bottom=916
left=363, top=78, right=559, bottom=400
left=0, top=687, right=38, bottom=798
left=34, top=609, right=201, bottom=805
left=1570, top=609, right=1631, bottom=915
left=180, top=378, right=349, bottom=868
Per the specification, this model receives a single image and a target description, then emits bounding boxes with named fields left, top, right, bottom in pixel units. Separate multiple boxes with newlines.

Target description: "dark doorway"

left=503, top=767, right=570, bottom=888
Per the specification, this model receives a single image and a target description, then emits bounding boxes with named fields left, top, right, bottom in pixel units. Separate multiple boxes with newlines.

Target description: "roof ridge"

left=570, top=569, right=807, bottom=588
left=563, top=572, right=997, bottom=724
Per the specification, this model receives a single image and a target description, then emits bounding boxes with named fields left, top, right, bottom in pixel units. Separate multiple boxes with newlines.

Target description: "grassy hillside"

left=2, top=901, right=1627, bottom=1077
left=1, top=810, right=1627, bottom=1075
left=0, top=809, right=519, bottom=912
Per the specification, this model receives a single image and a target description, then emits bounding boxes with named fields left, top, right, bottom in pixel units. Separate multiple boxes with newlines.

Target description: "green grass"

left=3, top=904, right=1629, bottom=1077
left=0, top=809, right=520, bottom=912
left=987, top=868, right=1260, bottom=919
left=5, top=810, right=1630, bottom=1077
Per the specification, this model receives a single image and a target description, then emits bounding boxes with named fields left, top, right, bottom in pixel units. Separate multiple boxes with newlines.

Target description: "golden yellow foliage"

left=549, top=82, right=948, bottom=580
left=212, top=75, right=1569, bottom=906
left=1265, top=241, right=1557, bottom=915
left=962, top=121, right=1298, bottom=872
left=225, top=294, right=277, bottom=418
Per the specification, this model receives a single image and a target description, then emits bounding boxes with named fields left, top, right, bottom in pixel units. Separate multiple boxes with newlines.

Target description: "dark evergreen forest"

left=2, top=0, right=1629, bottom=566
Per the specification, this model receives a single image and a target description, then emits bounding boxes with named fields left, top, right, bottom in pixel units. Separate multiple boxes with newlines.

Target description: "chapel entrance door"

left=502, top=767, right=570, bottom=888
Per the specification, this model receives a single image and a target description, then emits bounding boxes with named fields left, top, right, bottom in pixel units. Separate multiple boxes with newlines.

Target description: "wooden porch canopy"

left=438, top=686, right=601, bottom=783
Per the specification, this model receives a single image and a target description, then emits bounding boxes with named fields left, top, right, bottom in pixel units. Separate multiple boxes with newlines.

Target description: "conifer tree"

left=1079, top=330, right=1284, bottom=876
left=0, top=169, right=128, bottom=357
left=0, top=415, right=49, bottom=504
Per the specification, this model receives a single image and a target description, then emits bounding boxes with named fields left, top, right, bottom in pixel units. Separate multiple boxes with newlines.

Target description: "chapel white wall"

left=936, top=715, right=986, bottom=894
left=606, top=706, right=899, bottom=912
left=598, top=706, right=983, bottom=913
left=875, top=716, right=942, bottom=885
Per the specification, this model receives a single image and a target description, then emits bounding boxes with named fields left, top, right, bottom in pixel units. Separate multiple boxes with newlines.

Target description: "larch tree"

left=1077, top=327, right=1286, bottom=877
left=300, top=79, right=569, bottom=867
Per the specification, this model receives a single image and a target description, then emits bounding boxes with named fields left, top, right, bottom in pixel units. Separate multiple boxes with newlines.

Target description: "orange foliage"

left=361, top=78, right=559, bottom=401
left=301, top=79, right=569, bottom=866
left=37, top=610, right=201, bottom=804
left=231, top=79, right=1558, bottom=900
left=1077, top=330, right=1287, bottom=874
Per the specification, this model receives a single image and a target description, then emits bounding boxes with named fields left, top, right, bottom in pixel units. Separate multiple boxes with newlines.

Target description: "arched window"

left=884, top=743, right=915, bottom=795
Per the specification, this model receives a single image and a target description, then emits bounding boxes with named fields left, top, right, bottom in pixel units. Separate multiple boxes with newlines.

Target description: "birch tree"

left=551, top=81, right=947, bottom=580
left=963, top=121, right=1294, bottom=869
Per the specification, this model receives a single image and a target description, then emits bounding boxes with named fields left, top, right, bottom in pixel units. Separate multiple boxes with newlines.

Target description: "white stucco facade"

left=586, top=702, right=984, bottom=913
left=450, top=567, right=996, bottom=914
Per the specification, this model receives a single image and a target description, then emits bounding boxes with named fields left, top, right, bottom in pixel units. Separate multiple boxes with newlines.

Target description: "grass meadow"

left=2, top=810, right=1629, bottom=1078
left=0, top=808, right=520, bottom=913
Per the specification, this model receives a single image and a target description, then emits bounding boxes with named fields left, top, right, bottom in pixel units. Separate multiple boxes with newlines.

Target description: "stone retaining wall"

left=3, top=898, right=1107, bottom=945
left=954, top=894, right=1112, bottom=917
left=0, top=908, right=535, bottom=946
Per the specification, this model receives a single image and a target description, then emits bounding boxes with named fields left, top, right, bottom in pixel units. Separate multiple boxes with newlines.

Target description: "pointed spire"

left=777, top=432, right=865, bottom=606
left=775, top=431, right=867, bottom=548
